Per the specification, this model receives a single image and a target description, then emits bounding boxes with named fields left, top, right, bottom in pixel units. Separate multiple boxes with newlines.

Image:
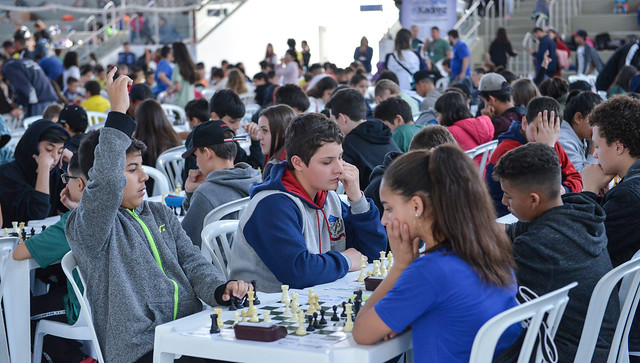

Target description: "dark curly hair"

left=588, top=95, right=640, bottom=158
left=492, top=142, right=561, bottom=199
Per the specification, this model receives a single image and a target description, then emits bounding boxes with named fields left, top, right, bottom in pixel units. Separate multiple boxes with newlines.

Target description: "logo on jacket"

left=159, top=224, right=166, bottom=233
left=328, top=215, right=345, bottom=241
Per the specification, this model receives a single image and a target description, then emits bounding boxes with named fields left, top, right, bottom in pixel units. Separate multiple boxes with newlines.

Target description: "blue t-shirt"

left=154, top=59, right=173, bottom=95
left=450, top=41, right=471, bottom=80
left=375, top=249, right=522, bottom=362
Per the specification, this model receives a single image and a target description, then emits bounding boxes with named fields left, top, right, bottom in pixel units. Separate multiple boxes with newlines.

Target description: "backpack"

left=594, top=33, right=611, bottom=50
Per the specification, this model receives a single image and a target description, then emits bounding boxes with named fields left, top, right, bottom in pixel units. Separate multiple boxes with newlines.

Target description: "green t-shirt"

left=426, top=39, right=451, bottom=63
left=25, top=212, right=83, bottom=325
left=171, top=64, right=195, bottom=109
left=393, top=124, right=424, bottom=152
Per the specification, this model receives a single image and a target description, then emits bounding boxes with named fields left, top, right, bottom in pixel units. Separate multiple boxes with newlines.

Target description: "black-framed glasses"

left=61, top=173, right=78, bottom=184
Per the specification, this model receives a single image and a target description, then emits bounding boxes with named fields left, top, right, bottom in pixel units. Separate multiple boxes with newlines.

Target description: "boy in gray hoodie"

left=66, top=68, right=251, bottom=362
left=493, top=142, right=619, bottom=362
left=181, top=120, right=262, bottom=247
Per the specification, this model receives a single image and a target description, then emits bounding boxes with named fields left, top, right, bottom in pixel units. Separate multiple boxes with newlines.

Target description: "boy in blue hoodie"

left=493, top=142, right=618, bottom=362
left=66, top=68, right=251, bottom=362
left=230, top=113, right=387, bottom=293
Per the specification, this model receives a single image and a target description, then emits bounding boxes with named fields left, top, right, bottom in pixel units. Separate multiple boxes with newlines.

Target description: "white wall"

left=195, top=0, right=399, bottom=76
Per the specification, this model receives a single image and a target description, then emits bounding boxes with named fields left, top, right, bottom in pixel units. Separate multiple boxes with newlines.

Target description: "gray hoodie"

left=181, top=162, right=262, bottom=247
left=66, top=113, right=227, bottom=362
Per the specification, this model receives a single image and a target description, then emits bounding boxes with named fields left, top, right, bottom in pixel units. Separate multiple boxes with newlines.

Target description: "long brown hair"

left=394, top=29, right=412, bottom=61
left=382, top=146, right=515, bottom=288
left=172, top=42, right=198, bottom=85
left=259, top=104, right=296, bottom=159
left=227, top=69, right=248, bottom=95
left=134, top=99, right=182, bottom=166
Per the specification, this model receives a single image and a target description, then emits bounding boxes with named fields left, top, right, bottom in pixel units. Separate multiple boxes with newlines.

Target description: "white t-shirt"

left=62, top=65, right=81, bottom=89
left=386, top=50, right=420, bottom=91
left=576, top=46, right=586, bottom=75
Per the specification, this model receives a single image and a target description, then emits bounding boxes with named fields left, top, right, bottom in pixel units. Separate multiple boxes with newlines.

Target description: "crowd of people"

left=0, top=17, right=639, bottom=363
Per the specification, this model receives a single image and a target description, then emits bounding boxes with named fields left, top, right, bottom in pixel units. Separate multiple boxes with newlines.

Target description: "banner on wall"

left=400, top=0, right=458, bottom=41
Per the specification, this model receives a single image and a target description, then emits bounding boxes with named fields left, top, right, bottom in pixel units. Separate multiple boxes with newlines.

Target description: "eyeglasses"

left=61, top=173, right=79, bottom=184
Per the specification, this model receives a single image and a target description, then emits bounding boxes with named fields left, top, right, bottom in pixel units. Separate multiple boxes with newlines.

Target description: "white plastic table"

left=153, top=270, right=413, bottom=363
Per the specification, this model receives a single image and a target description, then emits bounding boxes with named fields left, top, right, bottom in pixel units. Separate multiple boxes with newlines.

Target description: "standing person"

left=448, top=30, right=471, bottom=82
left=168, top=42, right=197, bottom=109
left=264, top=43, right=277, bottom=66
left=354, top=37, right=373, bottom=74
left=489, top=28, right=517, bottom=70
left=301, top=40, right=311, bottom=69
left=153, top=45, right=173, bottom=98
left=410, top=25, right=423, bottom=52
left=352, top=146, right=522, bottom=361
left=117, top=42, right=136, bottom=67
left=62, top=51, right=80, bottom=89
left=573, top=30, right=604, bottom=76
left=386, top=29, right=421, bottom=91
left=1, top=58, right=59, bottom=117
left=526, top=27, right=557, bottom=77
left=276, top=49, right=300, bottom=85
left=424, top=26, right=452, bottom=64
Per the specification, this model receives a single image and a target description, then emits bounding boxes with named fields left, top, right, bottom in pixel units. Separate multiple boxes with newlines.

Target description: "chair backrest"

left=155, top=145, right=186, bottom=191
left=202, top=197, right=250, bottom=228
left=142, top=165, right=171, bottom=197
left=574, top=252, right=640, bottom=363
left=23, top=115, right=43, bottom=129
left=465, top=140, right=499, bottom=173
left=86, top=111, right=107, bottom=126
left=469, top=282, right=578, bottom=363
left=200, top=220, right=239, bottom=279
left=161, top=104, right=187, bottom=125
left=61, top=251, right=104, bottom=362
left=435, top=77, right=450, bottom=91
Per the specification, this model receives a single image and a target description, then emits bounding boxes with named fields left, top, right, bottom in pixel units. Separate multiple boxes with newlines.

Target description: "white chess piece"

left=357, top=255, right=367, bottom=282
left=307, top=295, right=317, bottom=315
left=343, top=303, right=354, bottom=332
left=233, top=312, right=239, bottom=326
left=373, top=260, right=381, bottom=277
left=295, top=311, right=307, bottom=335
left=214, top=308, right=223, bottom=328
left=241, top=310, right=247, bottom=322
left=380, top=257, right=388, bottom=276
left=263, top=310, right=271, bottom=323
left=379, top=251, right=386, bottom=261
left=283, top=300, right=292, bottom=316
left=281, top=285, right=290, bottom=303
left=250, top=309, right=259, bottom=322
left=12, top=221, right=18, bottom=234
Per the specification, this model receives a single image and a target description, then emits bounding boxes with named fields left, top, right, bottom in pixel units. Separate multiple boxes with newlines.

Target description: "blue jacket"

left=536, top=35, right=557, bottom=73
left=229, top=161, right=386, bottom=292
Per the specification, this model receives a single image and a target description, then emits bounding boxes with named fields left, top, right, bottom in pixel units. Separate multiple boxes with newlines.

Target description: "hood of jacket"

left=205, top=162, right=262, bottom=194
left=348, top=119, right=394, bottom=145
left=498, top=120, right=526, bottom=144
left=368, top=151, right=402, bottom=184
left=251, top=160, right=328, bottom=210
left=14, top=119, right=69, bottom=184
left=451, top=116, right=495, bottom=145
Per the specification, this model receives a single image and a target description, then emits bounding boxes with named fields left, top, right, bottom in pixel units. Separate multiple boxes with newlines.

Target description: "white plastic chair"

left=161, top=104, right=187, bottom=125
left=156, top=145, right=186, bottom=191
left=86, top=111, right=107, bottom=126
left=201, top=88, right=216, bottom=102
left=239, top=93, right=255, bottom=106
left=142, top=165, right=171, bottom=197
left=34, top=251, right=105, bottom=362
left=466, top=140, right=499, bottom=173
left=435, top=77, right=450, bottom=91
left=469, top=282, right=578, bottom=363
left=202, top=197, right=250, bottom=228
left=23, top=115, right=43, bottom=129
left=574, top=251, right=640, bottom=363
left=201, top=220, right=238, bottom=280
left=87, top=122, right=105, bottom=131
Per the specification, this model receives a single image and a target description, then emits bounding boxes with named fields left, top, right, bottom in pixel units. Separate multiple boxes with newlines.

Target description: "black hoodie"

left=506, top=193, right=619, bottom=362
left=343, top=120, right=401, bottom=189
left=0, top=120, right=69, bottom=227
left=364, top=151, right=402, bottom=217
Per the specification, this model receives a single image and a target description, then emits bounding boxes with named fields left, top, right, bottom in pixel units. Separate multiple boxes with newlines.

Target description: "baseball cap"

left=58, top=105, right=88, bottom=131
left=475, top=73, right=512, bottom=96
left=412, top=70, right=436, bottom=89
left=573, top=30, right=587, bottom=38
left=181, top=120, right=246, bottom=158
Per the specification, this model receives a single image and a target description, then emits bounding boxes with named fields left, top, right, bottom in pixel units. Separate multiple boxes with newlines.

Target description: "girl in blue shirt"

left=353, top=145, right=522, bottom=362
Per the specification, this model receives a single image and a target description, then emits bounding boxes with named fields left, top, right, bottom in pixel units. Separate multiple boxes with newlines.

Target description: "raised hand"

left=339, top=162, right=361, bottom=202
left=387, top=220, right=420, bottom=271
left=532, top=110, right=560, bottom=147
left=60, top=185, right=79, bottom=210
left=582, top=163, right=615, bottom=194
left=185, top=169, right=206, bottom=193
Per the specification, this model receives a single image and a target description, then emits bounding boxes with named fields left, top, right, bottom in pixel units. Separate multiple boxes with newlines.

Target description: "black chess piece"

left=41, top=225, right=46, bottom=232
left=30, top=227, right=35, bottom=237
left=306, top=315, right=316, bottom=332
left=354, top=300, right=362, bottom=317
left=229, top=297, right=238, bottom=311
left=331, top=305, right=339, bottom=322
left=341, top=302, right=347, bottom=317
left=319, top=308, right=327, bottom=325
left=251, top=280, right=260, bottom=305
left=235, top=296, right=246, bottom=310
left=179, top=207, right=185, bottom=216
left=353, top=290, right=363, bottom=302
left=210, top=314, right=220, bottom=334
left=243, top=298, right=250, bottom=308
left=313, top=312, right=320, bottom=329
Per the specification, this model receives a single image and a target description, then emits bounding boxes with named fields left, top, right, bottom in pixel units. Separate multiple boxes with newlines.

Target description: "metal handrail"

left=83, top=15, right=96, bottom=33
left=522, top=32, right=533, bottom=77
left=454, top=0, right=482, bottom=30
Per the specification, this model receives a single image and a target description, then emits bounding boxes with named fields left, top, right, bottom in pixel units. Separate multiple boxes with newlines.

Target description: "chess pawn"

left=307, top=296, right=317, bottom=315
left=281, top=285, right=290, bottom=304
left=241, top=310, right=247, bottom=322
left=343, top=303, right=354, bottom=332
left=357, top=263, right=367, bottom=282
left=283, top=300, right=292, bottom=316
left=233, top=312, right=239, bottom=326
left=263, top=310, right=271, bottom=323
left=295, top=311, right=307, bottom=336
left=373, top=260, right=381, bottom=277
left=314, top=294, right=321, bottom=311
left=214, top=308, right=224, bottom=328
left=307, top=288, right=314, bottom=305
left=250, top=309, right=259, bottom=323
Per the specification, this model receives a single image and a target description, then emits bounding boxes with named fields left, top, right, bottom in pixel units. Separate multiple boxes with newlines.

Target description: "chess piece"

left=373, top=260, right=381, bottom=277
left=175, top=183, right=182, bottom=194
left=307, top=295, right=317, bottom=315
left=387, top=251, right=394, bottom=269
left=229, top=297, right=238, bottom=311
left=250, top=309, right=259, bottom=323
left=343, top=303, right=354, bottom=332
left=3, top=228, right=7, bottom=237
left=341, top=302, right=347, bottom=317
left=354, top=300, right=362, bottom=318
left=331, top=305, right=340, bottom=321
left=41, top=225, right=46, bottom=232
left=214, top=308, right=223, bottom=328
left=306, top=315, right=316, bottom=332
left=380, top=257, right=388, bottom=276
left=12, top=221, right=18, bottom=234
left=314, top=294, right=321, bottom=311
left=246, top=290, right=256, bottom=316
left=161, top=193, right=166, bottom=204
left=307, top=289, right=314, bottom=307
left=313, top=312, right=320, bottom=329
left=30, top=227, right=35, bottom=237
left=281, top=285, right=290, bottom=304
left=263, top=310, right=271, bottom=323
left=357, top=255, right=367, bottom=282
left=210, top=314, right=220, bottom=334
left=379, top=251, right=386, bottom=261
left=319, top=308, right=327, bottom=325
left=367, top=271, right=373, bottom=277
left=291, top=292, right=299, bottom=314
left=283, top=299, right=292, bottom=316
left=251, top=280, right=260, bottom=305
left=233, top=312, right=239, bottom=326
left=295, top=311, right=307, bottom=336
left=241, top=310, right=247, bottom=322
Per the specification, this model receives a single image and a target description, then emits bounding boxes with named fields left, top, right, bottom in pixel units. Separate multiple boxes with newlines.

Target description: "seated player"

left=81, top=80, right=111, bottom=113
left=42, top=103, right=63, bottom=122
left=57, top=105, right=88, bottom=153
left=0, top=119, right=70, bottom=227
left=63, top=77, right=83, bottom=105
left=229, top=113, right=387, bottom=293
left=181, top=120, right=262, bottom=248
left=66, top=68, right=251, bottom=362
left=178, top=98, right=209, bottom=140
left=373, top=97, right=423, bottom=152
left=493, top=142, right=619, bottom=361
left=485, top=96, right=583, bottom=216
left=13, top=154, right=88, bottom=361
left=581, top=95, right=640, bottom=267
left=353, top=146, right=522, bottom=361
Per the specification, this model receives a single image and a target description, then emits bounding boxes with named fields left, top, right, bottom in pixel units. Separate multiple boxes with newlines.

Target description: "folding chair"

left=142, top=165, right=171, bottom=197
left=202, top=197, right=250, bottom=228
left=200, top=220, right=239, bottom=280
left=469, top=282, right=578, bottom=363
left=86, top=111, right=107, bottom=126
left=23, top=115, right=43, bottom=129
left=156, top=145, right=186, bottom=191
left=466, top=140, right=499, bottom=173
left=161, top=104, right=187, bottom=125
